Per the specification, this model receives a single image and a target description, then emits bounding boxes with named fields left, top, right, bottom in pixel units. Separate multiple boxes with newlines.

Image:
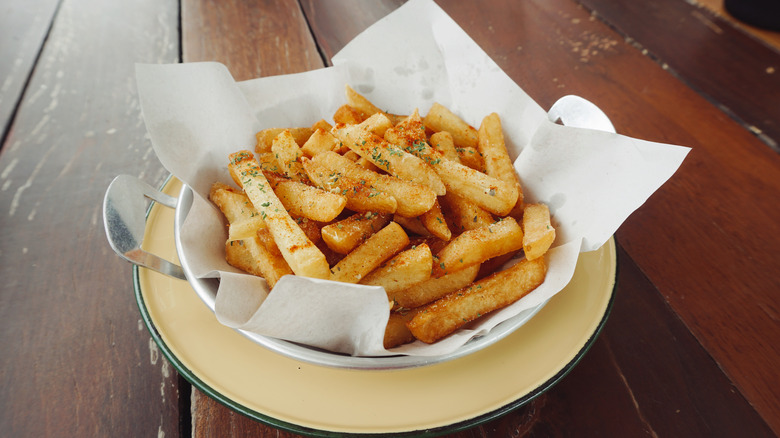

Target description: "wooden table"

left=1, top=0, right=778, bottom=436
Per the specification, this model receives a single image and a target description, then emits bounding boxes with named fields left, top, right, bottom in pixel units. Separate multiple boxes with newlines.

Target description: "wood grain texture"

left=0, top=0, right=182, bottom=436
left=579, top=0, right=780, bottom=150
left=182, top=0, right=323, bottom=80
left=0, top=0, right=61, bottom=140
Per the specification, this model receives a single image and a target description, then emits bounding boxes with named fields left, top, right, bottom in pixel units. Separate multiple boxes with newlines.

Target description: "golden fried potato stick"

left=478, top=112, right=524, bottom=213
left=358, top=112, right=395, bottom=137
left=456, top=146, right=485, bottom=172
left=522, top=203, right=556, bottom=260
left=333, top=124, right=446, bottom=196
left=391, top=264, right=480, bottom=309
left=345, top=85, right=406, bottom=125
left=312, top=151, right=436, bottom=217
left=408, top=256, right=547, bottom=344
left=392, top=214, right=431, bottom=237
left=361, top=243, right=433, bottom=296
left=301, top=128, right=340, bottom=158
left=439, top=192, right=494, bottom=234
left=333, top=104, right=368, bottom=125
left=209, top=182, right=266, bottom=241
left=255, top=127, right=313, bottom=153
left=228, top=150, right=330, bottom=279
left=423, top=102, right=479, bottom=149
left=329, top=222, right=410, bottom=284
left=419, top=200, right=451, bottom=241
left=432, top=217, right=524, bottom=278
left=224, top=238, right=292, bottom=289
left=262, top=171, right=346, bottom=223
left=384, top=308, right=423, bottom=349
left=311, top=118, right=333, bottom=132
left=429, top=131, right=460, bottom=162
left=321, top=212, right=392, bottom=254
left=271, top=130, right=310, bottom=183
left=301, top=157, right=397, bottom=214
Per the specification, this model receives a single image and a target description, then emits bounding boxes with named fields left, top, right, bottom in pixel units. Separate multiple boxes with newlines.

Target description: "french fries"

left=208, top=86, right=559, bottom=348
left=432, top=217, right=524, bottom=278
left=329, top=222, right=409, bottom=284
left=228, top=150, right=330, bottom=279
left=408, top=257, right=547, bottom=344
left=522, top=203, right=556, bottom=260
left=361, top=243, right=433, bottom=296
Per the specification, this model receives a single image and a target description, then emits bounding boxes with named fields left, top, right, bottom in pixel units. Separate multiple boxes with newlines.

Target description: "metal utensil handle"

left=103, top=175, right=186, bottom=280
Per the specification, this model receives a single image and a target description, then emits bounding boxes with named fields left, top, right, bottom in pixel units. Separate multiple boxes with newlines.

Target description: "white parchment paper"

left=135, top=0, right=689, bottom=356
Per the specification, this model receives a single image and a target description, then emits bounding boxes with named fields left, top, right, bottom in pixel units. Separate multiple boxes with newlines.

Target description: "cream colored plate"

left=136, top=178, right=617, bottom=436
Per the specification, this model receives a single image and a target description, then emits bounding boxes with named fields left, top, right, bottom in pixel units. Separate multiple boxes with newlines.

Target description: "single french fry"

left=456, top=146, right=485, bottom=172
left=271, top=130, right=310, bottom=183
left=423, top=102, right=479, bottom=149
left=419, top=200, right=451, bottom=241
left=320, top=212, right=392, bottom=254
left=345, top=85, right=405, bottom=125
left=391, top=263, right=479, bottom=309
left=329, top=222, right=410, bottom=283
left=312, top=151, right=436, bottom=217
left=439, top=192, right=494, bottom=234
left=358, top=112, right=394, bottom=137
left=478, top=112, right=524, bottom=212
left=209, top=182, right=266, bottom=241
left=429, top=131, right=460, bottom=162
left=228, top=150, right=330, bottom=279
left=301, top=157, right=397, bottom=214
left=333, top=104, right=367, bottom=125
left=384, top=308, right=423, bottom=349
left=434, top=158, right=518, bottom=216
left=224, top=238, right=293, bottom=289
left=392, top=214, right=431, bottom=237
left=522, top=203, right=556, bottom=260
left=361, top=243, right=433, bottom=295
left=408, top=256, right=547, bottom=344
left=263, top=171, right=346, bottom=222
left=433, top=217, right=524, bottom=278
left=333, top=124, right=446, bottom=196
left=301, top=128, right=339, bottom=158
left=255, top=127, right=313, bottom=153
left=311, top=118, right=333, bottom=132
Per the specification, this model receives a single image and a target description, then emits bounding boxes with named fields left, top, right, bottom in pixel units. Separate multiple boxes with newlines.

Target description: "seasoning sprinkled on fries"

left=209, top=85, right=556, bottom=347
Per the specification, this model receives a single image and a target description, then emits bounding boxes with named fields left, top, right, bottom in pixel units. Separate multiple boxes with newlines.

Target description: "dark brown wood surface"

left=0, top=0, right=182, bottom=436
left=0, top=0, right=61, bottom=139
left=1, top=0, right=778, bottom=437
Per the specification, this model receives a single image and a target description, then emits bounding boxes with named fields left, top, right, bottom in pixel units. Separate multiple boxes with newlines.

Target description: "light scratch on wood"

left=9, top=143, right=56, bottom=216
left=1, top=158, right=19, bottom=179
left=149, top=336, right=159, bottom=365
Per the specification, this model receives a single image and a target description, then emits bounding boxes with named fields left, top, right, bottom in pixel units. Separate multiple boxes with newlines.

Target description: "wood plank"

left=577, top=0, right=780, bottom=150
left=300, top=0, right=405, bottom=63
left=182, top=0, right=323, bottom=80
left=0, top=0, right=61, bottom=140
left=0, top=0, right=182, bottom=436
